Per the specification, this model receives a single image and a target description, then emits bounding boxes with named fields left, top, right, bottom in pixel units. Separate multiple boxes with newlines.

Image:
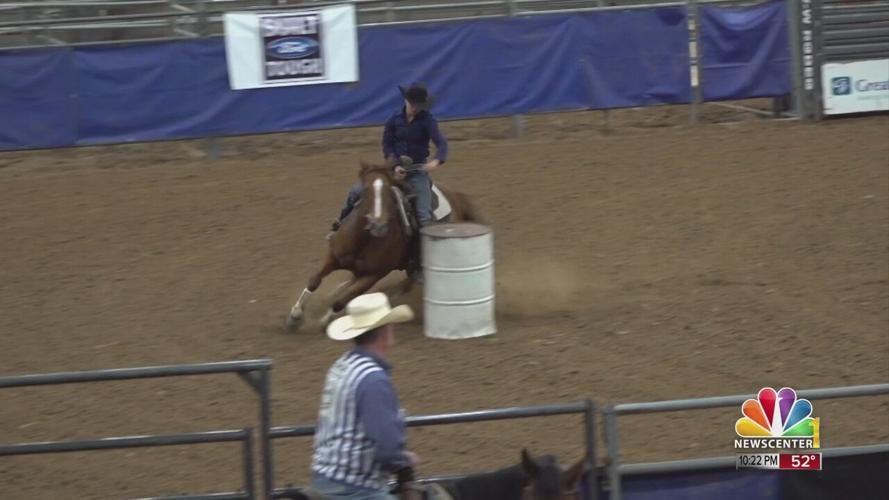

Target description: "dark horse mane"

left=358, top=160, right=410, bottom=193
left=435, top=454, right=562, bottom=500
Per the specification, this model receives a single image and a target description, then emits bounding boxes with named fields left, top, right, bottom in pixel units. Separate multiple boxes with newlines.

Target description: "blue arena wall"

left=0, top=3, right=790, bottom=151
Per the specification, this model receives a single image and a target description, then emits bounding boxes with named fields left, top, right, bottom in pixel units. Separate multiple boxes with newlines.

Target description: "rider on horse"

left=330, top=82, right=448, bottom=236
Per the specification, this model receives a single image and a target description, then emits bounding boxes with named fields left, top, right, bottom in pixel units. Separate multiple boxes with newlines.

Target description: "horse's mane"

left=359, top=160, right=396, bottom=179
left=358, top=160, right=410, bottom=192
left=528, top=455, right=562, bottom=499
left=437, top=462, right=525, bottom=500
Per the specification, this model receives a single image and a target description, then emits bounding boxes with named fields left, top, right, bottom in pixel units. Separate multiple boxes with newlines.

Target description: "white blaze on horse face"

left=372, top=178, right=383, bottom=219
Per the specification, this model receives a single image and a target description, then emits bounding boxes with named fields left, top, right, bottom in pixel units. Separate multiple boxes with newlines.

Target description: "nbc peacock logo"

left=734, top=387, right=820, bottom=450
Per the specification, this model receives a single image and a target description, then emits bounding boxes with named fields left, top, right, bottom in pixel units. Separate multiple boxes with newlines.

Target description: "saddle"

left=393, top=181, right=452, bottom=238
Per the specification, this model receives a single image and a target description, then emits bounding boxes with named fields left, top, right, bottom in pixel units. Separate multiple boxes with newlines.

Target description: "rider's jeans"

left=311, top=474, right=396, bottom=500
left=340, top=171, right=432, bottom=225
left=340, top=181, right=363, bottom=220
left=405, top=170, right=432, bottom=225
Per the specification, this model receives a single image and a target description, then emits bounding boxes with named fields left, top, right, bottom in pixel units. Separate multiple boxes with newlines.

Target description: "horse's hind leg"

left=319, top=273, right=385, bottom=328
left=286, top=253, right=337, bottom=332
left=385, top=275, right=414, bottom=302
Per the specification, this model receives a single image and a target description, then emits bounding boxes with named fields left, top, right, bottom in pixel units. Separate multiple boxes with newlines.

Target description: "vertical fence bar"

left=505, top=0, right=525, bottom=137
left=604, top=407, right=621, bottom=500
left=688, top=0, right=703, bottom=123
left=259, top=368, right=273, bottom=500
left=197, top=0, right=208, bottom=37
left=797, top=0, right=819, bottom=119
left=812, top=0, right=824, bottom=120
left=584, top=399, right=599, bottom=500
left=786, top=0, right=804, bottom=118
left=21, top=6, right=34, bottom=46
left=243, top=428, right=256, bottom=500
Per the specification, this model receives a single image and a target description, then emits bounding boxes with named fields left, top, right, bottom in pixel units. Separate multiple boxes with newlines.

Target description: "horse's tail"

left=454, top=191, right=484, bottom=224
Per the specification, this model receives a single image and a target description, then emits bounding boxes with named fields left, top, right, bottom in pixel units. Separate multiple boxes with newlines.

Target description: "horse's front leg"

left=286, top=253, right=337, bottom=332
left=319, top=273, right=386, bottom=328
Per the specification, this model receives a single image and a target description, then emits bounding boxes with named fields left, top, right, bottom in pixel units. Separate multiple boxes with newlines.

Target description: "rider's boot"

left=406, top=233, right=424, bottom=284
left=325, top=219, right=340, bottom=240
left=326, top=204, right=354, bottom=240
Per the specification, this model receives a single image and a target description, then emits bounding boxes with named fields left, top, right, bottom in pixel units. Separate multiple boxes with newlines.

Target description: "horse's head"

left=358, top=159, right=397, bottom=237
left=520, top=449, right=587, bottom=500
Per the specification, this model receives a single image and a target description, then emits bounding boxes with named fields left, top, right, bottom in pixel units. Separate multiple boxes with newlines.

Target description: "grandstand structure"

left=1, top=0, right=725, bottom=49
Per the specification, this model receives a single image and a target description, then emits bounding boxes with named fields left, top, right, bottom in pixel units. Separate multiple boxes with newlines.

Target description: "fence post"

left=812, top=0, right=824, bottom=120
left=197, top=0, right=208, bottom=37
left=243, top=428, right=256, bottom=500
left=604, top=407, right=621, bottom=500
left=259, top=368, right=273, bottom=500
left=688, top=0, right=703, bottom=123
left=505, top=0, right=525, bottom=137
left=584, top=399, right=600, bottom=500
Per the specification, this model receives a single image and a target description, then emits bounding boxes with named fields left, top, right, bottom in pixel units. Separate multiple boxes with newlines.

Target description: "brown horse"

left=286, top=158, right=481, bottom=331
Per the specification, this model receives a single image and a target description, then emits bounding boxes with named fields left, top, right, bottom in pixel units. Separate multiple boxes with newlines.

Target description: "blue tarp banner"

left=0, top=8, right=692, bottom=150
left=615, top=469, right=781, bottom=500
left=699, top=0, right=792, bottom=101
left=0, top=48, right=78, bottom=149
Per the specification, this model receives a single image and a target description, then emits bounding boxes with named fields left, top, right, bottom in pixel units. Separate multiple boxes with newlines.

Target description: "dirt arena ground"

left=1, top=103, right=887, bottom=499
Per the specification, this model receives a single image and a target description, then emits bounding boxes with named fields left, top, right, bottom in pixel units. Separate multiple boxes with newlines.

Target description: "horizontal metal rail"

left=360, top=0, right=506, bottom=13
left=0, top=429, right=254, bottom=499
left=0, top=359, right=272, bottom=388
left=823, top=3, right=889, bottom=16
left=0, top=0, right=761, bottom=32
left=619, top=443, right=889, bottom=475
left=824, top=41, right=889, bottom=57
left=823, top=12, right=889, bottom=25
left=612, top=383, right=889, bottom=415
left=0, top=429, right=249, bottom=456
left=6, top=1, right=172, bottom=7
left=271, top=400, right=590, bottom=438
left=823, top=26, right=889, bottom=41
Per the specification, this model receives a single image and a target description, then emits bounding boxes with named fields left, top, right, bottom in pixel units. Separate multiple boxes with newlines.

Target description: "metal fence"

left=2, top=359, right=888, bottom=500
left=268, top=400, right=598, bottom=500
left=0, top=359, right=274, bottom=500
left=0, top=428, right=257, bottom=500
left=0, top=0, right=790, bottom=153
left=791, top=0, right=889, bottom=119
left=601, top=382, right=889, bottom=500
left=821, top=0, right=889, bottom=62
left=0, top=1, right=695, bottom=48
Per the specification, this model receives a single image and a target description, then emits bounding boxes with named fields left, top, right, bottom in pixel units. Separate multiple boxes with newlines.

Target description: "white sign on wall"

left=223, top=4, right=358, bottom=90
left=821, top=59, right=889, bottom=115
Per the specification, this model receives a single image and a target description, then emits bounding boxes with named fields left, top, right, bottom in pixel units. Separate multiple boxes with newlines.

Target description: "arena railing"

left=0, top=0, right=757, bottom=47
left=0, top=428, right=256, bottom=500
left=0, top=359, right=275, bottom=500
left=268, top=399, right=599, bottom=500
left=601, top=382, right=889, bottom=500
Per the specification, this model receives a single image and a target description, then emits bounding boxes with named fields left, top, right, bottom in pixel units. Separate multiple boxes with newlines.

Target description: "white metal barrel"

left=421, top=222, right=496, bottom=339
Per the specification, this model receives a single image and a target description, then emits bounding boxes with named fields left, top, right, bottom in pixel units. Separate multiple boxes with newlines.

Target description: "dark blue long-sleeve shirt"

left=382, top=108, right=448, bottom=166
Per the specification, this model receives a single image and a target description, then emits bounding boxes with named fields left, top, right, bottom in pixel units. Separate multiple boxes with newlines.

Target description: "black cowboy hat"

left=398, top=82, right=436, bottom=110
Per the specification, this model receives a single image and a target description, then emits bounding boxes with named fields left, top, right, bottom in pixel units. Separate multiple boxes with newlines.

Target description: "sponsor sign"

left=223, top=4, right=357, bottom=90
left=822, top=59, right=889, bottom=115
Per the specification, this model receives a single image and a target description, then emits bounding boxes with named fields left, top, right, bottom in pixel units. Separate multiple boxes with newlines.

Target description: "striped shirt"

left=312, top=348, right=408, bottom=491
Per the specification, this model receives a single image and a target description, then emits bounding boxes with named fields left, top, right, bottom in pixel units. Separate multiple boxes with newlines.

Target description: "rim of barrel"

left=420, top=222, right=492, bottom=238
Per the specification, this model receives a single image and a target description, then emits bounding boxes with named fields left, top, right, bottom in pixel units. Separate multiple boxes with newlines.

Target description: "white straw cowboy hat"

left=327, top=292, right=414, bottom=341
